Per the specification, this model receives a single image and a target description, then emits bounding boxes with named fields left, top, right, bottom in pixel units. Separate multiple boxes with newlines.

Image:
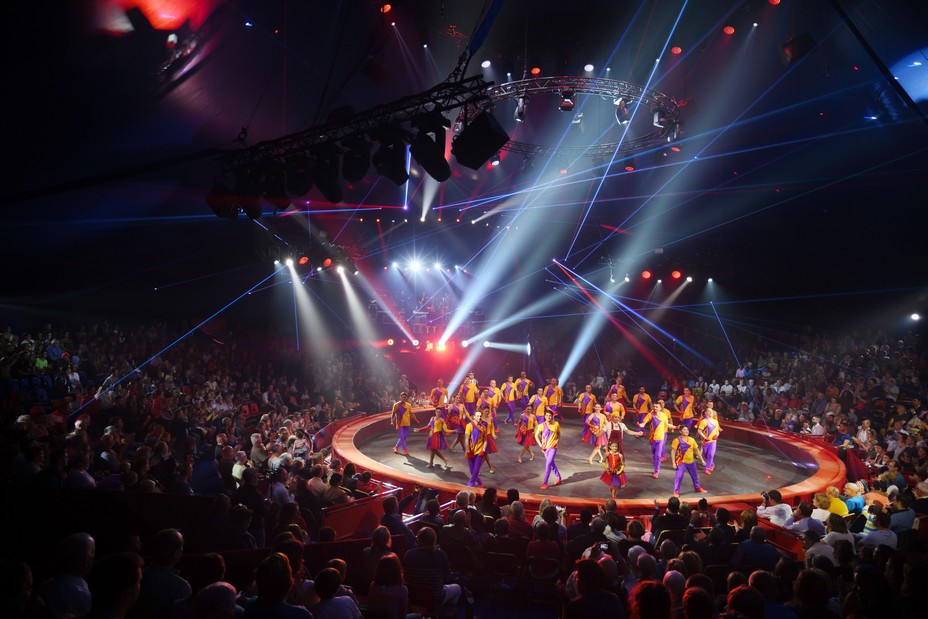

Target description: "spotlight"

left=274, top=259, right=280, bottom=265
left=624, top=159, right=635, bottom=172
left=707, top=277, right=713, bottom=282
left=298, top=256, right=309, bottom=265
left=526, top=342, right=532, bottom=356
left=436, top=342, right=446, bottom=352
left=461, top=339, right=469, bottom=348
left=686, top=276, right=693, bottom=282
left=412, top=339, right=420, bottom=347
left=490, top=152, right=501, bottom=166
left=584, top=63, right=594, bottom=71
left=506, top=72, right=512, bottom=78
left=410, top=111, right=451, bottom=182
left=336, top=265, right=345, bottom=274
left=409, top=261, right=420, bottom=272
left=530, top=66, right=541, bottom=75
left=642, top=270, right=652, bottom=279
left=614, top=97, right=630, bottom=124
left=341, top=136, right=372, bottom=183
left=723, top=26, right=735, bottom=35
left=671, top=270, right=682, bottom=280
left=514, top=95, right=528, bottom=122
left=433, top=262, right=442, bottom=270
left=322, top=258, right=333, bottom=268
left=558, top=90, right=575, bottom=112
left=452, top=111, right=510, bottom=170
left=753, top=22, right=758, bottom=27
left=769, top=0, right=780, bottom=5
left=387, top=338, right=395, bottom=346
left=610, top=276, right=616, bottom=283
left=912, top=313, right=921, bottom=321
left=316, top=267, right=322, bottom=272
left=671, top=46, right=682, bottom=55
left=483, top=341, right=490, bottom=348
left=624, top=275, right=630, bottom=283
left=379, top=3, right=392, bottom=13
left=657, top=279, right=662, bottom=283
left=370, top=126, right=410, bottom=185
left=481, top=60, right=491, bottom=68
left=392, top=262, right=399, bottom=269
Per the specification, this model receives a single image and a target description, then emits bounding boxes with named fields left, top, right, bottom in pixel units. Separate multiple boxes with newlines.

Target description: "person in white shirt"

left=810, top=417, right=826, bottom=436
left=802, top=530, right=835, bottom=563
left=720, top=380, right=734, bottom=397
left=784, top=503, right=826, bottom=535
left=756, top=490, right=793, bottom=527
left=708, top=380, right=720, bottom=394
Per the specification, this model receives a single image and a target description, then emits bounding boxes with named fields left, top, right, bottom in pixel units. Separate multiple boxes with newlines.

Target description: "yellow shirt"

left=392, top=401, right=413, bottom=427
left=535, top=420, right=561, bottom=449
left=828, top=497, right=849, bottom=517
left=528, top=394, right=548, bottom=417
left=488, top=386, right=502, bottom=408
left=465, top=421, right=487, bottom=455
left=675, top=394, right=695, bottom=419
left=671, top=436, right=699, bottom=464
left=459, top=382, right=478, bottom=403
left=544, top=385, right=563, bottom=406
left=697, top=417, right=720, bottom=442
left=515, top=377, right=532, bottom=398
left=634, top=392, right=652, bottom=414
left=644, top=410, right=670, bottom=441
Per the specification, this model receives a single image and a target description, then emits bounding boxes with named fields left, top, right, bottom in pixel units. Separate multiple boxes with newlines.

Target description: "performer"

left=643, top=401, right=676, bottom=478
left=603, top=410, right=644, bottom=455
left=582, top=403, right=609, bottom=464
left=488, top=380, right=502, bottom=419
left=458, top=377, right=479, bottom=416
left=604, top=392, right=626, bottom=420
left=515, top=405, right=537, bottom=463
left=515, top=371, right=533, bottom=409
left=674, top=387, right=697, bottom=430
left=465, top=409, right=489, bottom=487
left=501, top=375, right=518, bottom=424
left=576, top=384, right=597, bottom=418
left=478, top=389, right=497, bottom=427
left=696, top=403, right=721, bottom=475
left=544, top=378, right=564, bottom=417
left=528, top=388, right=549, bottom=423
left=429, top=379, right=448, bottom=408
left=607, top=375, right=632, bottom=406
left=414, top=408, right=454, bottom=468
left=633, top=386, right=653, bottom=431
left=445, top=395, right=467, bottom=451
left=670, top=425, right=708, bottom=497
left=391, top=392, right=419, bottom=455
left=534, top=408, right=562, bottom=490
left=600, top=441, right=628, bottom=498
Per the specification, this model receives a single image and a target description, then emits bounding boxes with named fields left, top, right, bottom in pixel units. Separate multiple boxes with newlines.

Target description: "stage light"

left=273, top=259, right=280, bottom=265
left=285, top=258, right=294, bottom=267
left=723, top=26, right=735, bottom=35
left=559, top=90, right=575, bottom=112
left=606, top=67, right=610, bottom=72
left=530, top=66, right=541, bottom=75
left=624, top=160, right=635, bottom=172
left=686, top=276, right=693, bottom=282
left=584, top=63, right=594, bottom=71
left=436, top=342, right=446, bottom=352
left=483, top=341, right=490, bottom=348
left=624, top=276, right=630, bottom=283
left=392, top=262, right=399, bottom=269
left=753, top=22, right=758, bottom=27
left=316, top=267, right=323, bottom=272
left=462, top=339, right=469, bottom=348
left=642, top=270, right=652, bottom=279
left=912, top=313, right=921, bottom=321
left=433, top=262, right=442, bottom=270
left=298, top=256, right=309, bottom=265
left=412, top=339, right=420, bottom=347
left=336, top=265, right=345, bottom=274
left=769, top=0, right=780, bottom=5
left=387, top=338, right=395, bottom=346
left=380, top=3, right=392, bottom=13
left=657, top=279, right=662, bottom=283
left=323, top=258, right=333, bottom=268
left=671, top=270, right=682, bottom=280
left=452, top=111, right=510, bottom=170
left=371, top=126, right=410, bottom=185
left=526, top=342, right=532, bottom=355
left=341, top=137, right=372, bottom=183
left=309, top=141, right=343, bottom=203
left=454, top=265, right=460, bottom=270
left=490, top=152, right=501, bottom=166
left=507, top=72, right=512, bottom=78
left=410, top=260, right=420, bottom=272
left=610, top=276, right=616, bottom=283
left=410, top=111, right=451, bottom=182
left=422, top=44, right=427, bottom=49
left=514, top=96, right=528, bottom=122
left=671, top=46, right=682, bottom=55
left=707, top=277, right=713, bottom=283
left=481, top=60, right=491, bottom=68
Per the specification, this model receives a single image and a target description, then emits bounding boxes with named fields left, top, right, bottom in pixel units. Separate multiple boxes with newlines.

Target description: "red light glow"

left=670, top=146, right=681, bottom=152
left=723, top=26, right=735, bottom=35
left=671, top=46, right=682, bottom=55
left=625, top=164, right=635, bottom=171
left=380, top=4, right=392, bottom=13
left=387, top=338, right=395, bottom=346
left=530, top=66, right=541, bottom=75
left=768, top=0, right=781, bottom=5
left=322, top=258, right=333, bottom=268
left=642, top=270, right=652, bottom=280
left=671, top=270, right=682, bottom=280
left=298, top=256, right=309, bottom=265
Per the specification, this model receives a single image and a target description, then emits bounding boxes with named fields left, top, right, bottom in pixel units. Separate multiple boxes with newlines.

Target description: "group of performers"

left=389, top=374, right=722, bottom=497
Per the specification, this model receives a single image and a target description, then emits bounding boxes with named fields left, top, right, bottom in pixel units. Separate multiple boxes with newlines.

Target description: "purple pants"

left=681, top=418, right=695, bottom=431
left=464, top=402, right=476, bottom=416
left=702, top=441, right=717, bottom=470
left=467, top=454, right=484, bottom=487
left=394, top=426, right=410, bottom=451
left=505, top=402, right=516, bottom=423
left=674, top=461, right=701, bottom=493
left=543, top=448, right=561, bottom=484
left=651, top=439, right=666, bottom=474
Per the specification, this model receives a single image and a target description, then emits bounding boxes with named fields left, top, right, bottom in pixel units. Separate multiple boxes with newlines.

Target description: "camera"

left=599, top=542, right=610, bottom=551
left=761, top=491, right=770, bottom=502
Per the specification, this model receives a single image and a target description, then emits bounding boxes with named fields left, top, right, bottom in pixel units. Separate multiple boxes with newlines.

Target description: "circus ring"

left=332, top=405, right=846, bottom=518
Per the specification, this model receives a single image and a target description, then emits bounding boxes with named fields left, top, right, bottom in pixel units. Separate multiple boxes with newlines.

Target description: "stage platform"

left=332, top=407, right=846, bottom=516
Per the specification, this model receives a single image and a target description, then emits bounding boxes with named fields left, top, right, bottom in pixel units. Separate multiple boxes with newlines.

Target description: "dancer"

left=515, top=371, right=533, bottom=409
left=607, top=375, right=632, bottom=406
left=603, top=410, right=644, bottom=455
left=429, top=379, right=448, bottom=408
left=696, top=403, right=721, bottom=475
left=544, top=378, right=564, bottom=417
left=478, top=388, right=497, bottom=427
left=488, top=380, right=502, bottom=421
left=515, top=405, right=537, bottom=463
left=582, top=403, right=609, bottom=464
left=604, top=392, right=626, bottom=420
left=576, top=384, right=597, bottom=418
left=445, top=394, right=466, bottom=451
left=391, top=392, right=419, bottom=455
left=600, top=441, right=628, bottom=498
left=414, top=408, right=454, bottom=468
left=674, top=387, right=697, bottom=430
left=643, top=401, right=676, bottom=478
left=481, top=404, right=499, bottom=474
left=670, top=425, right=708, bottom=497
left=534, top=408, right=562, bottom=490
left=465, top=409, right=489, bottom=487
left=633, top=386, right=653, bottom=431
left=501, top=375, right=518, bottom=424
left=528, top=388, right=548, bottom=422
left=458, top=377, right=479, bottom=416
